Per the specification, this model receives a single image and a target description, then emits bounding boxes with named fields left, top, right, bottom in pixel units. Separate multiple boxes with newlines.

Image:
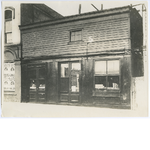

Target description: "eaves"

left=19, top=6, right=131, bottom=31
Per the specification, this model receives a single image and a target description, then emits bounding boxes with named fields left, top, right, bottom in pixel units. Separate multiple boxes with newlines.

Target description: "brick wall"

left=22, top=13, right=131, bottom=58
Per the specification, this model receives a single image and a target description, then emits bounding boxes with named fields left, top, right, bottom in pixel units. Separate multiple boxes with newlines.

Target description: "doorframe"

left=58, top=61, right=81, bottom=103
left=27, top=63, right=47, bottom=103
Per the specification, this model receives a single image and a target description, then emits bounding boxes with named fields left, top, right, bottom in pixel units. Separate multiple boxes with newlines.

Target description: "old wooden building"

left=19, top=5, right=143, bottom=109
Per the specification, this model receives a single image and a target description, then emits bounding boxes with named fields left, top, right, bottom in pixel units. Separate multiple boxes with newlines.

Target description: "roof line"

left=19, top=5, right=132, bottom=30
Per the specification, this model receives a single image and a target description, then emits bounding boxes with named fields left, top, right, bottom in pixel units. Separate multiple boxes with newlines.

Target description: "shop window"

left=71, top=63, right=81, bottom=92
left=60, top=63, right=69, bottom=92
left=94, top=60, right=120, bottom=90
left=5, top=9, right=13, bottom=44
left=70, top=30, right=82, bottom=42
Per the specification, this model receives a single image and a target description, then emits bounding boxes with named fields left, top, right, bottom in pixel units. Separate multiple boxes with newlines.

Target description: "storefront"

left=21, top=52, right=132, bottom=109
left=20, top=6, right=143, bottom=109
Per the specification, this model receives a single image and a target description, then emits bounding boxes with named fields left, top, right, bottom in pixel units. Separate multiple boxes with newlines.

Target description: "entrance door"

left=28, top=66, right=46, bottom=102
left=59, top=62, right=81, bottom=103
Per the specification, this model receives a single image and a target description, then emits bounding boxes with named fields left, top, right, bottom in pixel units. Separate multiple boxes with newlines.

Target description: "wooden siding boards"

left=19, top=7, right=130, bottom=30
left=21, top=14, right=130, bottom=58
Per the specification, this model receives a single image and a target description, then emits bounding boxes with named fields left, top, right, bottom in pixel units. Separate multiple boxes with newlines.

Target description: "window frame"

left=94, top=59, right=121, bottom=91
left=69, top=29, right=82, bottom=42
left=4, top=8, right=14, bottom=44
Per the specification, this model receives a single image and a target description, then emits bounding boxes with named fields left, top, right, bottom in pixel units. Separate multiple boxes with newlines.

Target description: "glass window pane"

left=71, top=31, right=81, bottom=41
left=38, top=80, right=45, bottom=91
left=75, top=31, right=81, bottom=41
left=71, top=34, right=75, bottom=41
left=72, top=63, right=81, bottom=70
left=72, top=32, right=75, bottom=36
left=71, top=63, right=80, bottom=92
left=71, top=74, right=79, bottom=92
left=6, top=33, right=12, bottom=43
left=5, top=21, right=12, bottom=32
left=75, top=33, right=78, bottom=41
left=61, top=64, right=69, bottom=77
left=107, top=60, right=119, bottom=74
left=95, top=76, right=106, bottom=89
left=71, top=32, right=75, bottom=41
left=30, top=80, right=36, bottom=91
left=77, top=31, right=81, bottom=40
left=5, top=10, right=12, bottom=19
left=107, top=76, right=119, bottom=89
left=95, top=61, right=106, bottom=74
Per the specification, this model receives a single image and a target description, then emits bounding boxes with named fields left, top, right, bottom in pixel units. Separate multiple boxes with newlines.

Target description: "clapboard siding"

left=22, top=13, right=130, bottom=58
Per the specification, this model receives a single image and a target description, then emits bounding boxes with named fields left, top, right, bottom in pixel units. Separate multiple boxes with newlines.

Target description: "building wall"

left=3, top=2, right=60, bottom=103
left=21, top=54, right=131, bottom=109
left=3, top=2, right=21, bottom=102
left=4, top=61, right=21, bottom=102
left=130, top=8, right=143, bottom=77
left=21, top=4, right=52, bottom=25
left=3, top=2, right=21, bottom=44
left=21, top=13, right=131, bottom=58
left=20, top=7, right=143, bottom=109
left=21, top=4, right=63, bottom=25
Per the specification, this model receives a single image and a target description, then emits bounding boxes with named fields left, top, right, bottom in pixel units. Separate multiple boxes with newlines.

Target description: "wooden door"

left=28, top=66, right=46, bottom=102
left=59, top=62, right=81, bottom=103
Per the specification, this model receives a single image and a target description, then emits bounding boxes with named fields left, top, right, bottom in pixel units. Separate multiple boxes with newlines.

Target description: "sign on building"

left=4, top=63, right=15, bottom=91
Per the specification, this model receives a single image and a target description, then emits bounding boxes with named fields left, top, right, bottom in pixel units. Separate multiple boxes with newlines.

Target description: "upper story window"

left=94, top=60, right=120, bottom=90
left=70, top=30, right=82, bottom=42
left=5, top=10, right=12, bottom=19
left=4, top=8, right=15, bottom=44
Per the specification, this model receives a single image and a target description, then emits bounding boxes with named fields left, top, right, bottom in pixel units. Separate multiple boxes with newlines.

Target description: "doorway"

left=59, top=62, right=81, bottom=103
left=28, top=65, right=46, bottom=102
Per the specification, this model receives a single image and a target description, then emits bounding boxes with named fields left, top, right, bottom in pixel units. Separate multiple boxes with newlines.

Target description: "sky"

left=1, top=1, right=147, bottom=17
left=44, top=1, right=147, bottom=16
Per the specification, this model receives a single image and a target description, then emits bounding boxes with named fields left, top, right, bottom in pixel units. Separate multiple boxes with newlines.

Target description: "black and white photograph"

left=1, top=1, right=148, bottom=117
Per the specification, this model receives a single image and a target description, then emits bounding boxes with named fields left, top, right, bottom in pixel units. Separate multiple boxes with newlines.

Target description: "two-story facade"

left=19, top=6, right=143, bottom=109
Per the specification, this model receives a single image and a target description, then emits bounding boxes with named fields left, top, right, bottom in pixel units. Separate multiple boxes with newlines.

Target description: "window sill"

left=4, top=43, right=21, bottom=47
left=93, top=89, right=120, bottom=97
left=68, top=40, right=84, bottom=45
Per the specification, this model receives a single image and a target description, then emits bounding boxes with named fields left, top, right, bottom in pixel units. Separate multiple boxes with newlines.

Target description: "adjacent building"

left=19, top=5, right=143, bottom=109
left=3, top=3, right=63, bottom=102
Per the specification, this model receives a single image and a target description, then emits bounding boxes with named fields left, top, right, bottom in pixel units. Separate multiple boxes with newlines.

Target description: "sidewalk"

left=1, top=101, right=147, bottom=117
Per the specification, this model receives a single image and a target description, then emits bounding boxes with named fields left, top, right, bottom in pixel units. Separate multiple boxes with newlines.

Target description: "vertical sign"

left=4, top=63, right=15, bottom=91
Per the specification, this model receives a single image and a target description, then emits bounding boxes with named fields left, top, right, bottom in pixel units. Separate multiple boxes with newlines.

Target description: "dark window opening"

left=5, top=10, right=13, bottom=44
left=5, top=10, right=12, bottom=19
